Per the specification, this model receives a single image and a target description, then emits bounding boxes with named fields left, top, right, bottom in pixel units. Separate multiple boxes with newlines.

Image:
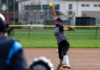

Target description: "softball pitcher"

left=50, top=4, right=74, bottom=70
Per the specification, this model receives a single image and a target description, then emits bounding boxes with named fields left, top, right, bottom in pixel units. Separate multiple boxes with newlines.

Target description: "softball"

left=49, top=3, right=54, bottom=7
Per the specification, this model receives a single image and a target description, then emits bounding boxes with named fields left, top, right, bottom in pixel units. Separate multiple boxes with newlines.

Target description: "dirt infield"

left=24, top=48, right=100, bottom=70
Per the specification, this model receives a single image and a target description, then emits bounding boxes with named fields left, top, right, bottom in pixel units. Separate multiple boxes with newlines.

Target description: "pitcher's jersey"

left=54, top=24, right=67, bottom=43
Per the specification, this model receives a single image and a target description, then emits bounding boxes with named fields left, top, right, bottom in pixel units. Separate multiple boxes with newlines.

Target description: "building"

left=66, top=0, right=100, bottom=20
left=0, top=0, right=18, bottom=24
left=17, top=0, right=100, bottom=25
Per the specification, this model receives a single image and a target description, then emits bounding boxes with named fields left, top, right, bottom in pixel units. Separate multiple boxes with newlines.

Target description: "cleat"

left=62, top=65, right=71, bottom=69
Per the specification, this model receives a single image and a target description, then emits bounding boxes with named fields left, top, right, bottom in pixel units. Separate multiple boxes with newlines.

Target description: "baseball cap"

left=56, top=18, right=62, bottom=23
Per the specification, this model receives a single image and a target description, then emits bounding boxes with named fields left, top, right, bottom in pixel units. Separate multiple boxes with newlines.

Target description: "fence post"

left=95, top=26, right=98, bottom=39
left=28, top=24, right=32, bottom=38
left=28, top=26, right=31, bottom=38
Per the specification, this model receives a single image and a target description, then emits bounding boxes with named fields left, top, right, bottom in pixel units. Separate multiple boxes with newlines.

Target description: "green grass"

left=12, top=29, right=100, bottom=48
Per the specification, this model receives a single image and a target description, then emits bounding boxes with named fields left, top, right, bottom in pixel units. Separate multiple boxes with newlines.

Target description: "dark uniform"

left=0, top=17, right=27, bottom=70
left=0, top=35, right=28, bottom=70
left=54, top=24, right=70, bottom=59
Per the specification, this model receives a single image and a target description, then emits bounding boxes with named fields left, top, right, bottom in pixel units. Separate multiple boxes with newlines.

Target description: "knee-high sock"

left=63, top=55, right=70, bottom=65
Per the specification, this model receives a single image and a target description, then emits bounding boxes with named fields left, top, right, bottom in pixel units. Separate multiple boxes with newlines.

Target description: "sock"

left=63, top=55, right=70, bottom=65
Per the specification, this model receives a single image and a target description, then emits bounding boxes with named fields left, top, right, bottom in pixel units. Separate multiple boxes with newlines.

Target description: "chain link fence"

left=0, top=0, right=100, bottom=39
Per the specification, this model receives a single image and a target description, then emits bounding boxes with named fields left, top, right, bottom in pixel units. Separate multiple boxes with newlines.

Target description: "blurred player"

left=5, top=23, right=13, bottom=36
left=0, top=13, right=28, bottom=70
left=29, top=56, right=54, bottom=70
left=50, top=4, right=74, bottom=70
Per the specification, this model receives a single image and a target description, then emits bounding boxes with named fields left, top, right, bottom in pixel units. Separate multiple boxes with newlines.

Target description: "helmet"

left=0, top=13, right=8, bottom=32
left=29, top=56, right=54, bottom=70
left=0, top=13, right=5, bottom=21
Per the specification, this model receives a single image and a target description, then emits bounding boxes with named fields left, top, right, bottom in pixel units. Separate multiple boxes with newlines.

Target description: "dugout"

left=76, top=17, right=96, bottom=26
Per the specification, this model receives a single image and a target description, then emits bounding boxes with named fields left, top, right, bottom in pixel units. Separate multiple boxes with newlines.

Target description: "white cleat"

left=62, top=64, right=71, bottom=69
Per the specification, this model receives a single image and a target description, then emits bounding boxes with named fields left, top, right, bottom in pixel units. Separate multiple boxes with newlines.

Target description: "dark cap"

left=56, top=18, right=62, bottom=23
left=0, top=18, right=9, bottom=32
left=0, top=18, right=5, bottom=32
